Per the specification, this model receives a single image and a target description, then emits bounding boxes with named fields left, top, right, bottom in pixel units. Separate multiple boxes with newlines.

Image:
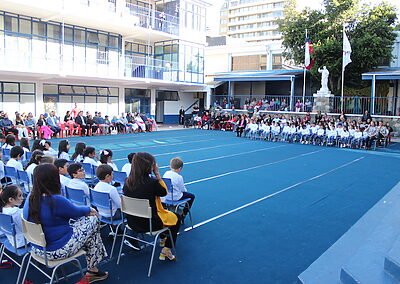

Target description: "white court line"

left=184, top=149, right=325, bottom=185
left=158, top=144, right=287, bottom=169
left=153, top=141, right=255, bottom=157
left=112, top=137, right=228, bottom=156
left=183, top=156, right=365, bottom=232
left=69, top=132, right=217, bottom=145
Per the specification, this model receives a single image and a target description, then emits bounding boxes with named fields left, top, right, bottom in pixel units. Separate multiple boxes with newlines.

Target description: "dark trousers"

left=236, top=126, right=245, bottom=137
left=163, top=213, right=181, bottom=249
left=180, top=192, right=195, bottom=217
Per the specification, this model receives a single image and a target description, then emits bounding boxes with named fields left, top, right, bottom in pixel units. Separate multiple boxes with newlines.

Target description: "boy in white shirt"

left=54, top=159, right=70, bottom=196
left=67, top=163, right=90, bottom=198
left=121, top=152, right=135, bottom=176
left=162, top=157, right=195, bottom=221
left=92, top=164, right=121, bottom=219
left=6, top=146, right=24, bottom=172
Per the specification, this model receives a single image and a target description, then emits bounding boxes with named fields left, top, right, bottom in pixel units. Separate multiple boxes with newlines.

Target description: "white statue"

left=318, top=66, right=330, bottom=92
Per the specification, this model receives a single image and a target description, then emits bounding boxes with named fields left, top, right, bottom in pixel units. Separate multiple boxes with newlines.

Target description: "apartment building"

left=0, top=0, right=210, bottom=123
left=219, top=0, right=286, bottom=43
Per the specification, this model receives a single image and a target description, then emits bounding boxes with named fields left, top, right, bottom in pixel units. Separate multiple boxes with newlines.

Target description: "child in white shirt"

left=67, top=163, right=90, bottom=199
left=98, top=149, right=118, bottom=171
left=6, top=146, right=24, bottom=172
left=92, top=164, right=121, bottom=219
left=162, top=157, right=195, bottom=221
left=58, top=139, right=70, bottom=160
left=55, top=158, right=71, bottom=196
left=0, top=185, right=26, bottom=248
left=121, top=153, right=135, bottom=176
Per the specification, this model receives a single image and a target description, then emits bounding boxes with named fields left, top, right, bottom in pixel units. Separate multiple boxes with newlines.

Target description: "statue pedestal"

left=313, top=90, right=334, bottom=113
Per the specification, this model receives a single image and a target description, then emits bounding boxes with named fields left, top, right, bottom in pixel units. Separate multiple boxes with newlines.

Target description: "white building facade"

left=0, top=0, right=209, bottom=123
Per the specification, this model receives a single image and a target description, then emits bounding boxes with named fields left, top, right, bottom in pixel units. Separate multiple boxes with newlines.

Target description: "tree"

left=278, top=0, right=398, bottom=95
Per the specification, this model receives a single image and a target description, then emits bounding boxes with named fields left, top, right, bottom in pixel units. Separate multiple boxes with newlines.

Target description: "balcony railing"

left=124, top=2, right=179, bottom=36
left=125, top=54, right=178, bottom=81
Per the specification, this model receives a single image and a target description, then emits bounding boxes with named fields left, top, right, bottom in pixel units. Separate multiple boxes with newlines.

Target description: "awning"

left=214, top=69, right=304, bottom=82
left=362, top=68, right=400, bottom=80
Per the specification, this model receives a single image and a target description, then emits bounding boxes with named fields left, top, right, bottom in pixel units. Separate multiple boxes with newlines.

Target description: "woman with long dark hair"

left=22, top=163, right=108, bottom=283
left=123, top=152, right=181, bottom=261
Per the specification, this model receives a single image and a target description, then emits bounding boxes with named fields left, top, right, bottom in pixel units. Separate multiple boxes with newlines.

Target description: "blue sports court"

left=2, top=129, right=400, bottom=283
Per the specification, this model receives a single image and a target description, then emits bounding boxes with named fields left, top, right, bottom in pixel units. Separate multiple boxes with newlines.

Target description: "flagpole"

left=302, top=29, right=308, bottom=111
left=341, top=25, right=345, bottom=113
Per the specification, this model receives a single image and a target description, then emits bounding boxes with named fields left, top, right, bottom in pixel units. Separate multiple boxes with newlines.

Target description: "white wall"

left=163, top=91, right=198, bottom=115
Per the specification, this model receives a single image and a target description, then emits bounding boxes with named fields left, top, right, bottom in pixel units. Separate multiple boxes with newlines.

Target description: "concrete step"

left=384, top=235, right=400, bottom=282
left=339, top=183, right=400, bottom=284
left=298, top=182, right=400, bottom=284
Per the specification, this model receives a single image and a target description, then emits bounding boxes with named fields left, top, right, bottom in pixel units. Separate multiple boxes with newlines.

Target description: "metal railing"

left=124, top=54, right=178, bottom=81
left=212, top=94, right=400, bottom=116
left=124, top=3, right=179, bottom=35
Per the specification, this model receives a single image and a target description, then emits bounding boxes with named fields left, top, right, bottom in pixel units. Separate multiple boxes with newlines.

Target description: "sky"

left=206, top=0, right=399, bottom=35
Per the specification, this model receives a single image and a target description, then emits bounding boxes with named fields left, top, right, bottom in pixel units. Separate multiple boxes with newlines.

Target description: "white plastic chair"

left=116, top=195, right=176, bottom=277
left=21, top=216, right=86, bottom=284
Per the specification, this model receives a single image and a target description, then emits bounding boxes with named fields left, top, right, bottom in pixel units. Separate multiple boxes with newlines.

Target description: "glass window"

left=87, top=31, right=98, bottom=44
left=72, top=86, right=85, bottom=94
left=32, top=21, right=46, bottom=36
left=64, top=26, right=73, bottom=42
left=109, top=35, right=118, bottom=48
left=74, top=28, right=85, bottom=43
left=3, top=93, right=19, bottom=102
left=20, top=83, right=34, bottom=93
left=19, top=18, right=31, bottom=34
left=85, top=86, right=98, bottom=94
left=59, top=85, right=73, bottom=94
left=0, top=14, right=4, bottom=30
left=72, top=95, right=84, bottom=104
left=98, top=87, right=109, bottom=96
left=4, top=15, right=18, bottom=32
left=3, top=83, right=18, bottom=93
left=98, top=33, right=108, bottom=46
left=47, top=23, right=61, bottom=39
left=109, top=88, right=118, bottom=96
left=43, top=84, right=58, bottom=94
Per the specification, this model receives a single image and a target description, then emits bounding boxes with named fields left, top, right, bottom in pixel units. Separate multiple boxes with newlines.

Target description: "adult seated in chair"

left=0, top=113, right=18, bottom=136
left=75, top=111, right=90, bottom=136
left=123, top=152, right=181, bottom=261
left=46, top=111, right=61, bottom=136
left=23, top=164, right=109, bottom=283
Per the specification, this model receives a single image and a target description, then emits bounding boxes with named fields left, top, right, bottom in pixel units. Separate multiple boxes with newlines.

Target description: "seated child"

left=92, top=164, right=121, bottom=219
left=6, top=146, right=24, bottom=171
left=0, top=185, right=26, bottom=248
left=67, top=163, right=90, bottom=198
left=54, top=159, right=71, bottom=195
left=121, top=152, right=135, bottom=176
left=162, top=157, right=195, bottom=220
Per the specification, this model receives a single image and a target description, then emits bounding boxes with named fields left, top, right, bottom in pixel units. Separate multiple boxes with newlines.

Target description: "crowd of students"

left=0, top=135, right=195, bottom=283
left=234, top=111, right=393, bottom=150
left=0, top=107, right=156, bottom=140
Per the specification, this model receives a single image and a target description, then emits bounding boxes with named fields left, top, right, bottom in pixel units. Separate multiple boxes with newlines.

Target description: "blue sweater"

left=23, top=195, right=90, bottom=251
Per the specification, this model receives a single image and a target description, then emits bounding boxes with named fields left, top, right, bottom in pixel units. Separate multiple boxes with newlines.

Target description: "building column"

left=371, top=75, right=376, bottom=114
left=35, top=81, right=44, bottom=117
left=206, top=86, right=211, bottom=110
left=118, top=86, right=125, bottom=114
left=289, top=77, right=295, bottom=111
left=150, top=88, right=157, bottom=118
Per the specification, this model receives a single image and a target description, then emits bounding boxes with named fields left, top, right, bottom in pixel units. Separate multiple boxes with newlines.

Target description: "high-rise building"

left=219, top=0, right=286, bottom=43
left=0, top=0, right=210, bottom=123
